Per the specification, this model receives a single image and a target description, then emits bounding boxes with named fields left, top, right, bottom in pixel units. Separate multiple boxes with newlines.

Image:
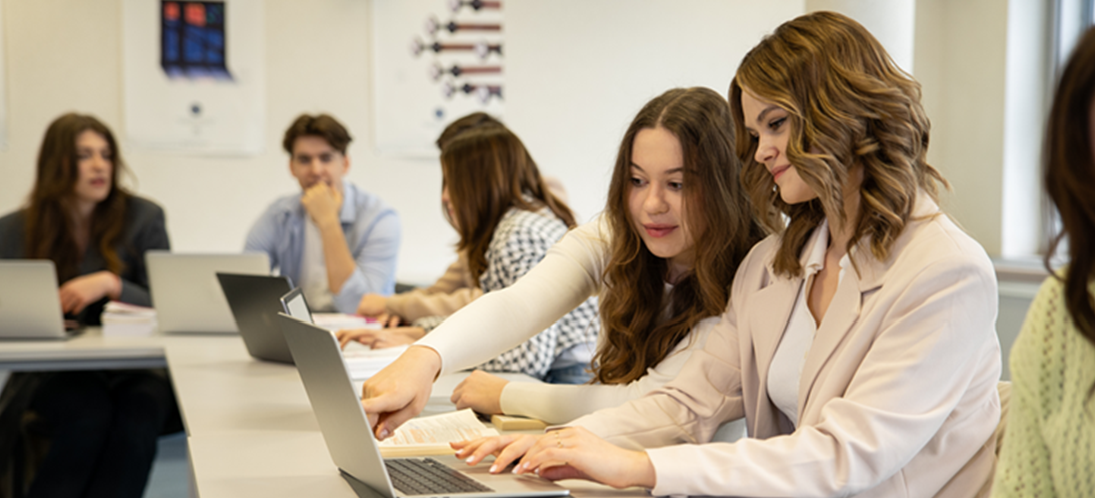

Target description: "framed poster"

left=372, top=0, right=504, bottom=157
left=123, top=0, right=265, bottom=155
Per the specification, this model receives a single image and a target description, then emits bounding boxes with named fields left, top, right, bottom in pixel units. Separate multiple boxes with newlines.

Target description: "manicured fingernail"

left=490, top=465, right=498, bottom=473
left=467, top=457, right=476, bottom=464
left=378, top=429, right=390, bottom=439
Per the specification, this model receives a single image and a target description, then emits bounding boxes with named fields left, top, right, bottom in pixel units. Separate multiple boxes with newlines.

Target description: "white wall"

left=0, top=0, right=803, bottom=285
left=0, top=1, right=1051, bottom=282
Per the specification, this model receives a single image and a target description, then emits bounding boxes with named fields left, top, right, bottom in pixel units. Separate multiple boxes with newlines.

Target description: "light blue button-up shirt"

left=244, top=182, right=401, bottom=313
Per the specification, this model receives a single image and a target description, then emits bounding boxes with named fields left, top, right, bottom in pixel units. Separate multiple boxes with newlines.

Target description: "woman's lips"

left=770, top=165, right=790, bottom=181
left=644, top=225, right=677, bottom=238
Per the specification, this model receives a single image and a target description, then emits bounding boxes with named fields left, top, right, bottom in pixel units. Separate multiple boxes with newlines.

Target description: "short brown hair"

left=282, top=114, right=353, bottom=155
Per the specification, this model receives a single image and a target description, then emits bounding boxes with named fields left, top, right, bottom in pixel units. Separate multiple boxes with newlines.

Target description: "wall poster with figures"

left=123, top=0, right=265, bottom=155
left=372, top=0, right=504, bottom=158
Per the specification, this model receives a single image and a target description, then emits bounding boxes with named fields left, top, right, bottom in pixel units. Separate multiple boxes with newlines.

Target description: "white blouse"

left=767, top=219, right=849, bottom=426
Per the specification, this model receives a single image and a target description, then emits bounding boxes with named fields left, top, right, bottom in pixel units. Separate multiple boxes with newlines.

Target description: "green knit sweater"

left=993, top=276, right=1095, bottom=497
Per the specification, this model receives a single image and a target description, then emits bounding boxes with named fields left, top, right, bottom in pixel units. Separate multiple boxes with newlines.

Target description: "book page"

left=378, top=409, right=498, bottom=448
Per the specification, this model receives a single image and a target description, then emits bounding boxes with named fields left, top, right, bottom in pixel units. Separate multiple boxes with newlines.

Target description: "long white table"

left=0, top=331, right=647, bottom=498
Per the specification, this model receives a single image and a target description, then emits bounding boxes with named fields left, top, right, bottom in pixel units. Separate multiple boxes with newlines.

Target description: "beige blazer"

left=573, top=196, right=1002, bottom=498
left=385, top=255, right=482, bottom=321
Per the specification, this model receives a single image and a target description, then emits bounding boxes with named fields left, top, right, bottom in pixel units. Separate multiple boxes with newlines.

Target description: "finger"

left=449, top=380, right=468, bottom=405
left=59, top=292, right=77, bottom=313
left=387, top=315, right=401, bottom=328
left=517, top=447, right=566, bottom=475
left=450, top=437, right=489, bottom=463
left=366, top=401, right=421, bottom=440
left=70, top=297, right=88, bottom=314
left=465, top=435, right=515, bottom=467
left=516, top=435, right=563, bottom=474
left=493, top=437, right=537, bottom=473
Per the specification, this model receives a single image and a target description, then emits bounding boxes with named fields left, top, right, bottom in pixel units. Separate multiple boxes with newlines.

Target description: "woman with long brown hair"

left=358, top=86, right=763, bottom=428
left=338, top=124, right=600, bottom=380
left=993, top=26, right=1095, bottom=497
left=0, top=113, right=179, bottom=498
left=453, top=12, right=1001, bottom=497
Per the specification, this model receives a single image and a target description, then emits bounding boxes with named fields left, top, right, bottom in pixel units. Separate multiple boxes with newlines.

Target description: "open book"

left=378, top=409, right=498, bottom=457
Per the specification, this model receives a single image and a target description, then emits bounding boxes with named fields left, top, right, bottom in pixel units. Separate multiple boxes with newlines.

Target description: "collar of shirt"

left=803, top=219, right=852, bottom=280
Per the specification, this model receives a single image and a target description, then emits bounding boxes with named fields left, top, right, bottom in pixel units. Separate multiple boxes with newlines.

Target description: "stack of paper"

left=344, top=345, right=407, bottom=380
left=101, top=301, right=157, bottom=336
left=313, top=312, right=378, bottom=332
left=377, top=409, right=499, bottom=457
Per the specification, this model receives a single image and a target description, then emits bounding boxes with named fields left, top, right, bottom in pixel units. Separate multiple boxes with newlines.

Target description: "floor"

left=143, top=432, right=189, bottom=498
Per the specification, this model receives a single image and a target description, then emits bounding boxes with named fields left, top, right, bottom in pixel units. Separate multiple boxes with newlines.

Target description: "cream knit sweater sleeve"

left=416, top=218, right=609, bottom=375
left=992, top=276, right=1095, bottom=498
left=498, top=316, right=717, bottom=424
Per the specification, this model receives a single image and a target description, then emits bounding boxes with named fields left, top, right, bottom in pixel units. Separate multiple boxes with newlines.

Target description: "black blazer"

left=0, top=195, right=170, bottom=324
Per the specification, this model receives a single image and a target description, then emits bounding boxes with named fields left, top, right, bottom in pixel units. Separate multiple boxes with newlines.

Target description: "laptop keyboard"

left=385, top=458, right=494, bottom=496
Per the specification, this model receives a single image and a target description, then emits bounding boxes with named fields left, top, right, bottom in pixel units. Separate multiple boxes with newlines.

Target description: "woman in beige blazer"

left=455, top=12, right=1002, bottom=498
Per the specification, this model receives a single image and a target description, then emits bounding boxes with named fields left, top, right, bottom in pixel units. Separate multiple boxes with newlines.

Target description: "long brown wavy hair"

left=440, top=126, right=576, bottom=280
left=595, top=87, right=764, bottom=385
left=1044, top=26, right=1095, bottom=397
left=730, top=11, right=947, bottom=278
left=25, top=113, right=131, bottom=282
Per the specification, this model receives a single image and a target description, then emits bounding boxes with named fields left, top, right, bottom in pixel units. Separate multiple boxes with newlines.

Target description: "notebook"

left=217, top=273, right=295, bottom=363
left=0, top=261, right=69, bottom=340
left=276, top=313, right=569, bottom=498
left=146, top=252, right=269, bottom=333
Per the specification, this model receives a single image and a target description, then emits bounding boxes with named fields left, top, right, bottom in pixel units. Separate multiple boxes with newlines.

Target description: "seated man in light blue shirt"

left=246, top=114, right=400, bottom=313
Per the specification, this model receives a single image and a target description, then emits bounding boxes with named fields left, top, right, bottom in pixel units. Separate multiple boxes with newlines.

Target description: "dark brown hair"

left=595, top=87, right=764, bottom=385
left=1044, top=25, right=1095, bottom=391
left=440, top=126, right=576, bottom=280
left=25, top=113, right=131, bottom=282
left=729, top=11, right=946, bottom=277
left=436, top=112, right=502, bottom=150
left=282, top=114, right=353, bottom=155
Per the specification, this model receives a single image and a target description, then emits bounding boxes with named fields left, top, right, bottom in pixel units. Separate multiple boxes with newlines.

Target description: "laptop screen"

left=281, top=288, right=314, bottom=323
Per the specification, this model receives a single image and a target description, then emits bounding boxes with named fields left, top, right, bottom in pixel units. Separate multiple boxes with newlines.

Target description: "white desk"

left=0, top=329, right=166, bottom=372
left=0, top=332, right=648, bottom=498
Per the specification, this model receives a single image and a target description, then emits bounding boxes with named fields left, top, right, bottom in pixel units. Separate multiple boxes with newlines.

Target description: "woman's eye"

left=668, top=181, right=683, bottom=191
left=769, top=117, right=786, bottom=130
left=629, top=177, right=645, bottom=187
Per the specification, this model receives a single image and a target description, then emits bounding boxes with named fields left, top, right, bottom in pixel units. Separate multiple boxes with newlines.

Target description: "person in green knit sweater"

left=992, top=26, right=1095, bottom=498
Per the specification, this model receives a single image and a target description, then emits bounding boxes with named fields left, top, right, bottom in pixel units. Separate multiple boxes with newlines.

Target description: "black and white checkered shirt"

left=465, top=207, right=600, bottom=379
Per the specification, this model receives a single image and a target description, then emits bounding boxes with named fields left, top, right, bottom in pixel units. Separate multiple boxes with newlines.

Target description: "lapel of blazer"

left=746, top=273, right=800, bottom=436
left=796, top=193, right=941, bottom=417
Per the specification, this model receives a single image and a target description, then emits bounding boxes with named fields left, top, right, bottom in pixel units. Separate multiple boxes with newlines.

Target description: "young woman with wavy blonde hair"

left=453, top=12, right=1002, bottom=498
left=358, top=86, right=763, bottom=427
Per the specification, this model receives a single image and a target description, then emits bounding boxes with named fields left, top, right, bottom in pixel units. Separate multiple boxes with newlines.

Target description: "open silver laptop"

left=146, top=252, right=269, bottom=333
left=276, top=313, right=569, bottom=498
left=0, top=261, right=69, bottom=339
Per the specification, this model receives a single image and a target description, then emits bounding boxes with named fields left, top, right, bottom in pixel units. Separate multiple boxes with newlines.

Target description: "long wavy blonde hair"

left=729, top=11, right=947, bottom=277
